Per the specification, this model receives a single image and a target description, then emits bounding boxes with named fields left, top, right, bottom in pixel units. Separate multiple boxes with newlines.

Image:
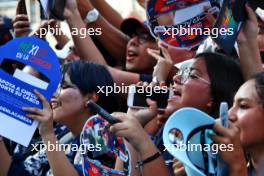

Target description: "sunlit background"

left=0, top=0, right=146, bottom=47
left=0, top=0, right=146, bottom=22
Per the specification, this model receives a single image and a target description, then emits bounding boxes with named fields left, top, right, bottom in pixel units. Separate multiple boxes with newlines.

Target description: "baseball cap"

left=120, top=18, right=154, bottom=39
left=174, top=59, right=195, bottom=71
left=163, top=108, right=216, bottom=176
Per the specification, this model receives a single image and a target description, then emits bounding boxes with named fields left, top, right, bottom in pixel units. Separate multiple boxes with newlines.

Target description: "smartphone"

left=86, top=100, right=120, bottom=124
left=212, top=0, right=244, bottom=54
left=219, top=102, right=228, bottom=128
left=16, top=0, right=28, bottom=15
left=217, top=102, right=230, bottom=175
left=160, top=48, right=164, bottom=57
left=233, top=0, right=247, bottom=22
left=39, top=0, right=65, bottom=20
left=49, top=0, right=65, bottom=20
left=127, top=85, right=172, bottom=110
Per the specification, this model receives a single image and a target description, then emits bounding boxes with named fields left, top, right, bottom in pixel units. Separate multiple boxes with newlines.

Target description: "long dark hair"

left=62, top=60, right=119, bottom=113
left=251, top=72, right=264, bottom=107
left=196, top=52, right=244, bottom=118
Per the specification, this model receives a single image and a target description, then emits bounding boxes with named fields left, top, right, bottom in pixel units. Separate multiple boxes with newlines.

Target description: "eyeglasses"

left=176, top=68, right=211, bottom=85
left=131, top=32, right=154, bottom=44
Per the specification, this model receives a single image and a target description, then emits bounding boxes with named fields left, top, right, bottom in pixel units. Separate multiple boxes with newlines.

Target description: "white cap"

left=174, top=59, right=195, bottom=70
left=256, top=7, right=264, bottom=22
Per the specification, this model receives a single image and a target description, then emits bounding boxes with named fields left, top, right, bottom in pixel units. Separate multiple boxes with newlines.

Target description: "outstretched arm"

left=65, top=0, right=141, bottom=88
left=65, top=0, right=107, bottom=65
left=110, top=112, right=170, bottom=176
left=89, top=0, right=123, bottom=29
left=23, top=90, right=79, bottom=176
left=76, top=0, right=129, bottom=65
left=237, top=5, right=263, bottom=80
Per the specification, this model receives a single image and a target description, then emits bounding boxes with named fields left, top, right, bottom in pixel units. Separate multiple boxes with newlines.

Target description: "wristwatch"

left=85, top=8, right=99, bottom=24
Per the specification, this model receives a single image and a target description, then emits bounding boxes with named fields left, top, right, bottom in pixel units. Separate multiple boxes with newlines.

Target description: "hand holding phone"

left=87, top=100, right=121, bottom=124
left=49, top=0, right=65, bottom=20
left=127, top=85, right=171, bottom=110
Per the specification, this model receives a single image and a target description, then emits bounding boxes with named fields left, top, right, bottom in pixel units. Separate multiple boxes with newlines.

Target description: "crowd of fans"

left=0, top=0, right=264, bottom=175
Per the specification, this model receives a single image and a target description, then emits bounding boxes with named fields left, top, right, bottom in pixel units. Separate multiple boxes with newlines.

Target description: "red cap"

left=120, top=18, right=151, bottom=37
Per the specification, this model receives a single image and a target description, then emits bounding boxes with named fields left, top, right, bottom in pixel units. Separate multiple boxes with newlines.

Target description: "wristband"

left=135, top=151, right=161, bottom=169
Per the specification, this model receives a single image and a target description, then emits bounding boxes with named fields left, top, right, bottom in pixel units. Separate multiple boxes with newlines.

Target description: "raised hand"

left=210, top=121, right=247, bottom=175
left=237, top=4, right=259, bottom=43
left=64, top=0, right=78, bottom=19
left=23, top=90, right=53, bottom=136
left=110, top=112, right=150, bottom=152
left=13, top=14, right=30, bottom=37
left=148, top=43, right=173, bottom=83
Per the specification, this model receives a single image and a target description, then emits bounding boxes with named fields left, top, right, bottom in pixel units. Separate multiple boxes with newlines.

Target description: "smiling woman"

left=0, top=60, right=120, bottom=176
left=52, top=60, right=120, bottom=128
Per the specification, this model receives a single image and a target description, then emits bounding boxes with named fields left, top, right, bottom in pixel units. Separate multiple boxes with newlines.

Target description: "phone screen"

left=132, top=86, right=170, bottom=109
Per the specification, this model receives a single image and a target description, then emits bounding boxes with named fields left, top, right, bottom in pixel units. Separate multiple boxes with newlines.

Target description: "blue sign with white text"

left=0, top=36, right=61, bottom=146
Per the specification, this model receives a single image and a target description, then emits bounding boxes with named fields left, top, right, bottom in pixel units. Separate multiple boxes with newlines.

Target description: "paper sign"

left=13, top=68, right=49, bottom=90
left=80, top=115, right=130, bottom=176
left=155, top=12, right=212, bottom=49
left=147, top=0, right=211, bottom=20
left=147, top=0, right=220, bottom=49
left=212, top=0, right=243, bottom=53
left=173, top=1, right=211, bottom=25
left=81, top=115, right=129, bottom=162
left=0, top=36, right=61, bottom=146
